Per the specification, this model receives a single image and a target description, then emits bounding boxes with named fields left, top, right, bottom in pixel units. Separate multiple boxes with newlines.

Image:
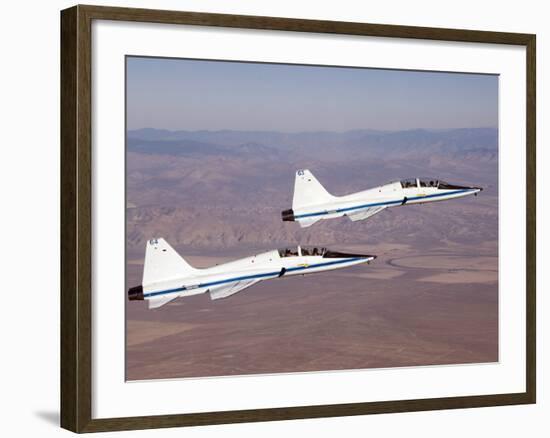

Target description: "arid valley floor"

left=125, top=127, right=499, bottom=380
left=126, top=241, right=498, bottom=380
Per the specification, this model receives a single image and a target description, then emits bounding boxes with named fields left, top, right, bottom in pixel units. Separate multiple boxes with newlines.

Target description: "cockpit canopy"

left=278, top=246, right=327, bottom=258
left=400, top=178, right=417, bottom=188
left=301, top=246, right=327, bottom=256
left=400, top=178, right=460, bottom=189
left=419, top=178, right=440, bottom=188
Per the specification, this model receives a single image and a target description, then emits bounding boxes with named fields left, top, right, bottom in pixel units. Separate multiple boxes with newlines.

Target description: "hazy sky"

left=126, top=56, right=498, bottom=132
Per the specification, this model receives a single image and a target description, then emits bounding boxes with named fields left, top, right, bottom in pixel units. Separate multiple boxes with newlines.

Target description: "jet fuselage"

left=128, top=239, right=375, bottom=308
left=282, top=171, right=482, bottom=228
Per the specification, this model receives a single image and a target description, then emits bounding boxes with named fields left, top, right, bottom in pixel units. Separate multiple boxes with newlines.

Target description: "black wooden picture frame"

left=60, top=4, right=536, bottom=433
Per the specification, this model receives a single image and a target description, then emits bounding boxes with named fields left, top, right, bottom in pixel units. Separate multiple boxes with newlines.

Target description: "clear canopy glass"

left=278, top=246, right=327, bottom=257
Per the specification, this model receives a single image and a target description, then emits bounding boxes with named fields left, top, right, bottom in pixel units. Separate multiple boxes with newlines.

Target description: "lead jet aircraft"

left=282, top=169, right=482, bottom=228
left=128, top=238, right=376, bottom=309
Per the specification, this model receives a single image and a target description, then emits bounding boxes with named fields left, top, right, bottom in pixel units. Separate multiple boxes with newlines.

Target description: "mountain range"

left=126, top=127, right=498, bottom=256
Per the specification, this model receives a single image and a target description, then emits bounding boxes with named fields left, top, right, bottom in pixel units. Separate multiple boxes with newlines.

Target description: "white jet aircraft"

left=282, top=169, right=483, bottom=228
left=128, top=238, right=376, bottom=309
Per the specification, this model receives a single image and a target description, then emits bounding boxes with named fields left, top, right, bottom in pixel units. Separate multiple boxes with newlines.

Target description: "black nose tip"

left=128, top=285, right=144, bottom=301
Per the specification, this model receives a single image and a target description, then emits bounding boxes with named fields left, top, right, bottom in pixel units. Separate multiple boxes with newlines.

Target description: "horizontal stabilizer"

left=209, top=279, right=260, bottom=300
left=148, top=294, right=178, bottom=309
left=297, top=217, right=322, bottom=228
left=347, top=206, right=386, bottom=222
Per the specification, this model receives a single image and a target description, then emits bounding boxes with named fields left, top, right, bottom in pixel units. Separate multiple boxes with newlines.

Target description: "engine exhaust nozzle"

left=128, top=285, right=144, bottom=301
left=281, top=209, right=295, bottom=222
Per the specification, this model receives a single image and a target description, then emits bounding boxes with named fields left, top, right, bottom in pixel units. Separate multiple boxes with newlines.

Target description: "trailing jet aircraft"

left=282, top=169, right=482, bottom=228
left=128, top=238, right=376, bottom=309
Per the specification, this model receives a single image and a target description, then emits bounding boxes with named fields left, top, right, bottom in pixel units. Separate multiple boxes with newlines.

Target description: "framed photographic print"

left=60, top=4, right=536, bottom=433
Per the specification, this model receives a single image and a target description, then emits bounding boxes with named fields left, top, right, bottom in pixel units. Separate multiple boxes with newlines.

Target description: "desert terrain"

left=125, top=128, right=498, bottom=380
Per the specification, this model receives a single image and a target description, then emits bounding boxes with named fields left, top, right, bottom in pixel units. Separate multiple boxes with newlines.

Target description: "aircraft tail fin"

left=142, top=238, right=196, bottom=287
left=292, top=169, right=335, bottom=210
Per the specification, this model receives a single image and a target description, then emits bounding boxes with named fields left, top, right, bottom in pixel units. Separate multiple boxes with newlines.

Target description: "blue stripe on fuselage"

left=294, top=189, right=474, bottom=219
left=143, top=257, right=365, bottom=299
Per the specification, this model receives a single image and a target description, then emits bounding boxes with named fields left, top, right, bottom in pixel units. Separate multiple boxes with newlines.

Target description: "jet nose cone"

left=470, top=186, right=483, bottom=196
left=352, top=254, right=376, bottom=260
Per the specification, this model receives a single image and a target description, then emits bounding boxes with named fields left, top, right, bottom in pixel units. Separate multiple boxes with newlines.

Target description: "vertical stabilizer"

left=292, top=169, right=335, bottom=210
left=142, top=238, right=196, bottom=287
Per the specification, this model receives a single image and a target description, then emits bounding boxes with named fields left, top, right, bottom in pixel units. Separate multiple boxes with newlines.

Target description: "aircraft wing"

left=347, top=205, right=387, bottom=222
left=209, top=279, right=261, bottom=300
